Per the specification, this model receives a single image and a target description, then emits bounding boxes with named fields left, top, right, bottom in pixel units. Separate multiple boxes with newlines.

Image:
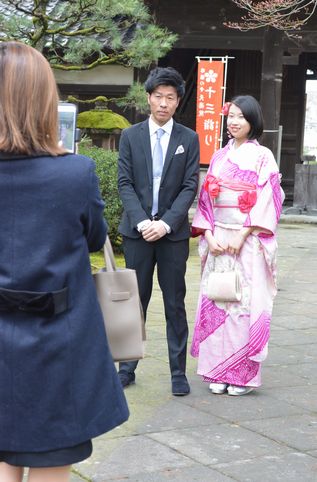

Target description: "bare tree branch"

left=226, top=0, right=317, bottom=32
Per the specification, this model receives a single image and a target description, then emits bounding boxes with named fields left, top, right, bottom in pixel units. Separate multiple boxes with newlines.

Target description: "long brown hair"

left=0, top=41, right=67, bottom=156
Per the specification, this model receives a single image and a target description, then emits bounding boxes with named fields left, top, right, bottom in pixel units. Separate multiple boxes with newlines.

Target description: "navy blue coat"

left=0, top=152, right=129, bottom=452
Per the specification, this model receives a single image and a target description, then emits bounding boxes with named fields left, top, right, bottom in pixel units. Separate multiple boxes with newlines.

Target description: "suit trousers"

left=119, top=236, right=189, bottom=378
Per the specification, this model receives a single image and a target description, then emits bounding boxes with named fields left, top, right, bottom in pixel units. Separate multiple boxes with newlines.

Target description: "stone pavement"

left=70, top=219, right=317, bottom=482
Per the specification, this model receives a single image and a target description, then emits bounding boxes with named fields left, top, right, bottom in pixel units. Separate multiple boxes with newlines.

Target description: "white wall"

left=53, top=64, right=134, bottom=85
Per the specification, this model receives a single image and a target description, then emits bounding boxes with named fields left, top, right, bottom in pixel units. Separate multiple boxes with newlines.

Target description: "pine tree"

left=0, top=0, right=177, bottom=70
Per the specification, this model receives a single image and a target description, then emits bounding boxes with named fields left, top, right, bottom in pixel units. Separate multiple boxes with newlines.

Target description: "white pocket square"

left=175, top=145, right=185, bottom=155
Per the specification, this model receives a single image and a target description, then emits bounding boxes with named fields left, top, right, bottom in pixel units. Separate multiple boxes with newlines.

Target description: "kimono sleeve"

left=191, top=147, right=226, bottom=237
left=82, top=161, right=107, bottom=252
left=191, top=183, right=215, bottom=237
left=244, top=147, right=284, bottom=236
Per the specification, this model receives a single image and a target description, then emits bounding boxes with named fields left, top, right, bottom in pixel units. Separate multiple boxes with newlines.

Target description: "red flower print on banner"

left=238, top=191, right=257, bottom=213
left=204, top=175, right=221, bottom=199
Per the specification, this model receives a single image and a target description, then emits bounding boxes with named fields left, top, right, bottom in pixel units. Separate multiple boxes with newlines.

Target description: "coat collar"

left=161, top=122, right=182, bottom=182
left=0, top=151, right=47, bottom=160
left=140, top=120, right=153, bottom=184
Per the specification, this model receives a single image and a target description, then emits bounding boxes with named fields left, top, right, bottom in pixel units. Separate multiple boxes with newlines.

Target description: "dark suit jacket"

left=118, top=118, right=200, bottom=241
left=0, top=152, right=128, bottom=452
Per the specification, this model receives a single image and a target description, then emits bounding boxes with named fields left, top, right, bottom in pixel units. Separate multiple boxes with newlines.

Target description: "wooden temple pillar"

left=260, top=27, right=284, bottom=158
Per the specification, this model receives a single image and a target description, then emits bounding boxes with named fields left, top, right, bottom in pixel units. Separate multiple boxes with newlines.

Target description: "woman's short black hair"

left=230, top=95, right=264, bottom=140
left=144, top=67, right=185, bottom=98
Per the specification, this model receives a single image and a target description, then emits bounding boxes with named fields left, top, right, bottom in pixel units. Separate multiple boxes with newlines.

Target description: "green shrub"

left=78, top=143, right=123, bottom=252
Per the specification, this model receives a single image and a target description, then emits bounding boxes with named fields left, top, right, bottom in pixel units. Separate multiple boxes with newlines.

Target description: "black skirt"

left=0, top=440, right=92, bottom=468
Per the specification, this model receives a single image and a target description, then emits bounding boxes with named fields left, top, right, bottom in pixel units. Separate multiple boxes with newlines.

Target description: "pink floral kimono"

left=191, top=139, right=284, bottom=387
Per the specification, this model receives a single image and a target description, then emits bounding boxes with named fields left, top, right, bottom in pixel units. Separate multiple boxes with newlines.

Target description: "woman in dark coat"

left=0, top=42, right=129, bottom=482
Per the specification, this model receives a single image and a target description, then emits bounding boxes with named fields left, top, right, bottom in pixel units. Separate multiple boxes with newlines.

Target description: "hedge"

left=78, top=143, right=123, bottom=252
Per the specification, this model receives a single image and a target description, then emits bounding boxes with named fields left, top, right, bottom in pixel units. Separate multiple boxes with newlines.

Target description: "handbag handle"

left=215, top=253, right=237, bottom=271
left=103, top=236, right=116, bottom=272
left=231, top=254, right=237, bottom=269
left=103, top=236, right=146, bottom=341
left=102, top=235, right=146, bottom=343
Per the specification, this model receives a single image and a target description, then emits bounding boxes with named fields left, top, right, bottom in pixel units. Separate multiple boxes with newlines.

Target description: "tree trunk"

left=260, top=27, right=283, bottom=158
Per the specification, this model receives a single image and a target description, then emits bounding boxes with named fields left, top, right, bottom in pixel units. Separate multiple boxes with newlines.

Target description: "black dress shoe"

left=118, top=370, right=135, bottom=388
left=171, top=375, right=190, bottom=396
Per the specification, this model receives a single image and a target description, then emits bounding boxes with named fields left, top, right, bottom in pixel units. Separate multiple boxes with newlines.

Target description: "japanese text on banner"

left=196, top=60, right=224, bottom=165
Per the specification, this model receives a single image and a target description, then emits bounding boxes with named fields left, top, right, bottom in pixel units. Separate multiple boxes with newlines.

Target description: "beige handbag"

left=94, top=236, right=145, bottom=362
left=207, top=257, right=242, bottom=303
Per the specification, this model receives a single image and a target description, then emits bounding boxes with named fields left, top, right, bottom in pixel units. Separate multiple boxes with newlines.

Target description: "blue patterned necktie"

left=152, top=128, right=164, bottom=215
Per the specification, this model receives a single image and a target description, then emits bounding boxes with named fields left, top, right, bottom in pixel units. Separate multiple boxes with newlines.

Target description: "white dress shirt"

left=137, top=116, right=173, bottom=233
left=148, top=116, right=173, bottom=162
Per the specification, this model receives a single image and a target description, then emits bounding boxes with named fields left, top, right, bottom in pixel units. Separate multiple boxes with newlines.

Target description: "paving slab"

left=180, top=388, right=304, bottom=422
left=272, top=314, right=317, bottom=330
left=268, top=327, right=317, bottom=346
left=90, top=466, right=235, bottom=482
left=267, top=384, right=317, bottom=412
left=288, top=343, right=317, bottom=358
left=242, top=413, right=317, bottom=452
left=135, top=399, right=225, bottom=434
left=275, top=291, right=317, bottom=304
left=74, top=435, right=195, bottom=481
left=286, top=362, right=317, bottom=382
left=69, top=221, right=317, bottom=482
left=265, top=344, right=315, bottom=365
left=216, top=452, right=317, bottom=482
left=148, top=424, right=291, bottom=466
left=271, top=301, right=317, bottom=317
left=261, top=364, right=313, bottom=388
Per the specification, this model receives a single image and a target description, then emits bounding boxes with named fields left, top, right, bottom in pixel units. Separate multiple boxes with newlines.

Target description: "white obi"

left=213, top=186, right=248, bottom=227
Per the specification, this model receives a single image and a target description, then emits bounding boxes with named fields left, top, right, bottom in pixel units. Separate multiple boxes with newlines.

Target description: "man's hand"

left=142, top=220, right=167, bottom=242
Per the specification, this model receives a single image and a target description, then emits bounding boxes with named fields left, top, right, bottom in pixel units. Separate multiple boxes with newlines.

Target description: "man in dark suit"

left=118, top=67, right=200, bottom=396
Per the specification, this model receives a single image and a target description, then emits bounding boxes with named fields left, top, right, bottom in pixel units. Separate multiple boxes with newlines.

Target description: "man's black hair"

left=144, top=67, right=185, bottom=98
left=230, top=95, right=264, bottom=140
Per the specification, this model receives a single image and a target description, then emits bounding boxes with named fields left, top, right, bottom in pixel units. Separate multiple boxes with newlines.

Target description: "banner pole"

left=219, top=56, right=230, bottom=149
left=195, top=56, right=235, bottom=61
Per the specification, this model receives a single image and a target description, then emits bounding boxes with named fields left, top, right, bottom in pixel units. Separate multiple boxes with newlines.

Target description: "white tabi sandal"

left=209, top=382, right=228, bottom=394
left=227, top=385, right=254, bottom=396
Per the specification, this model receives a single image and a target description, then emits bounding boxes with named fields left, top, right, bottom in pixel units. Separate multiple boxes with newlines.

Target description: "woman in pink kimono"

left=191, top=95, right=284, bottom=396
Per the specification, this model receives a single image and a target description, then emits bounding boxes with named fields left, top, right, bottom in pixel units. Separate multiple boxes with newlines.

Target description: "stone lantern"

left=77, top=108, right=130, bottom=150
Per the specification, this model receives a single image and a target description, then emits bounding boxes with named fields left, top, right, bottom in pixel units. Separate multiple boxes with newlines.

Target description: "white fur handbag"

left=207, top=257, right=242, bottom=302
